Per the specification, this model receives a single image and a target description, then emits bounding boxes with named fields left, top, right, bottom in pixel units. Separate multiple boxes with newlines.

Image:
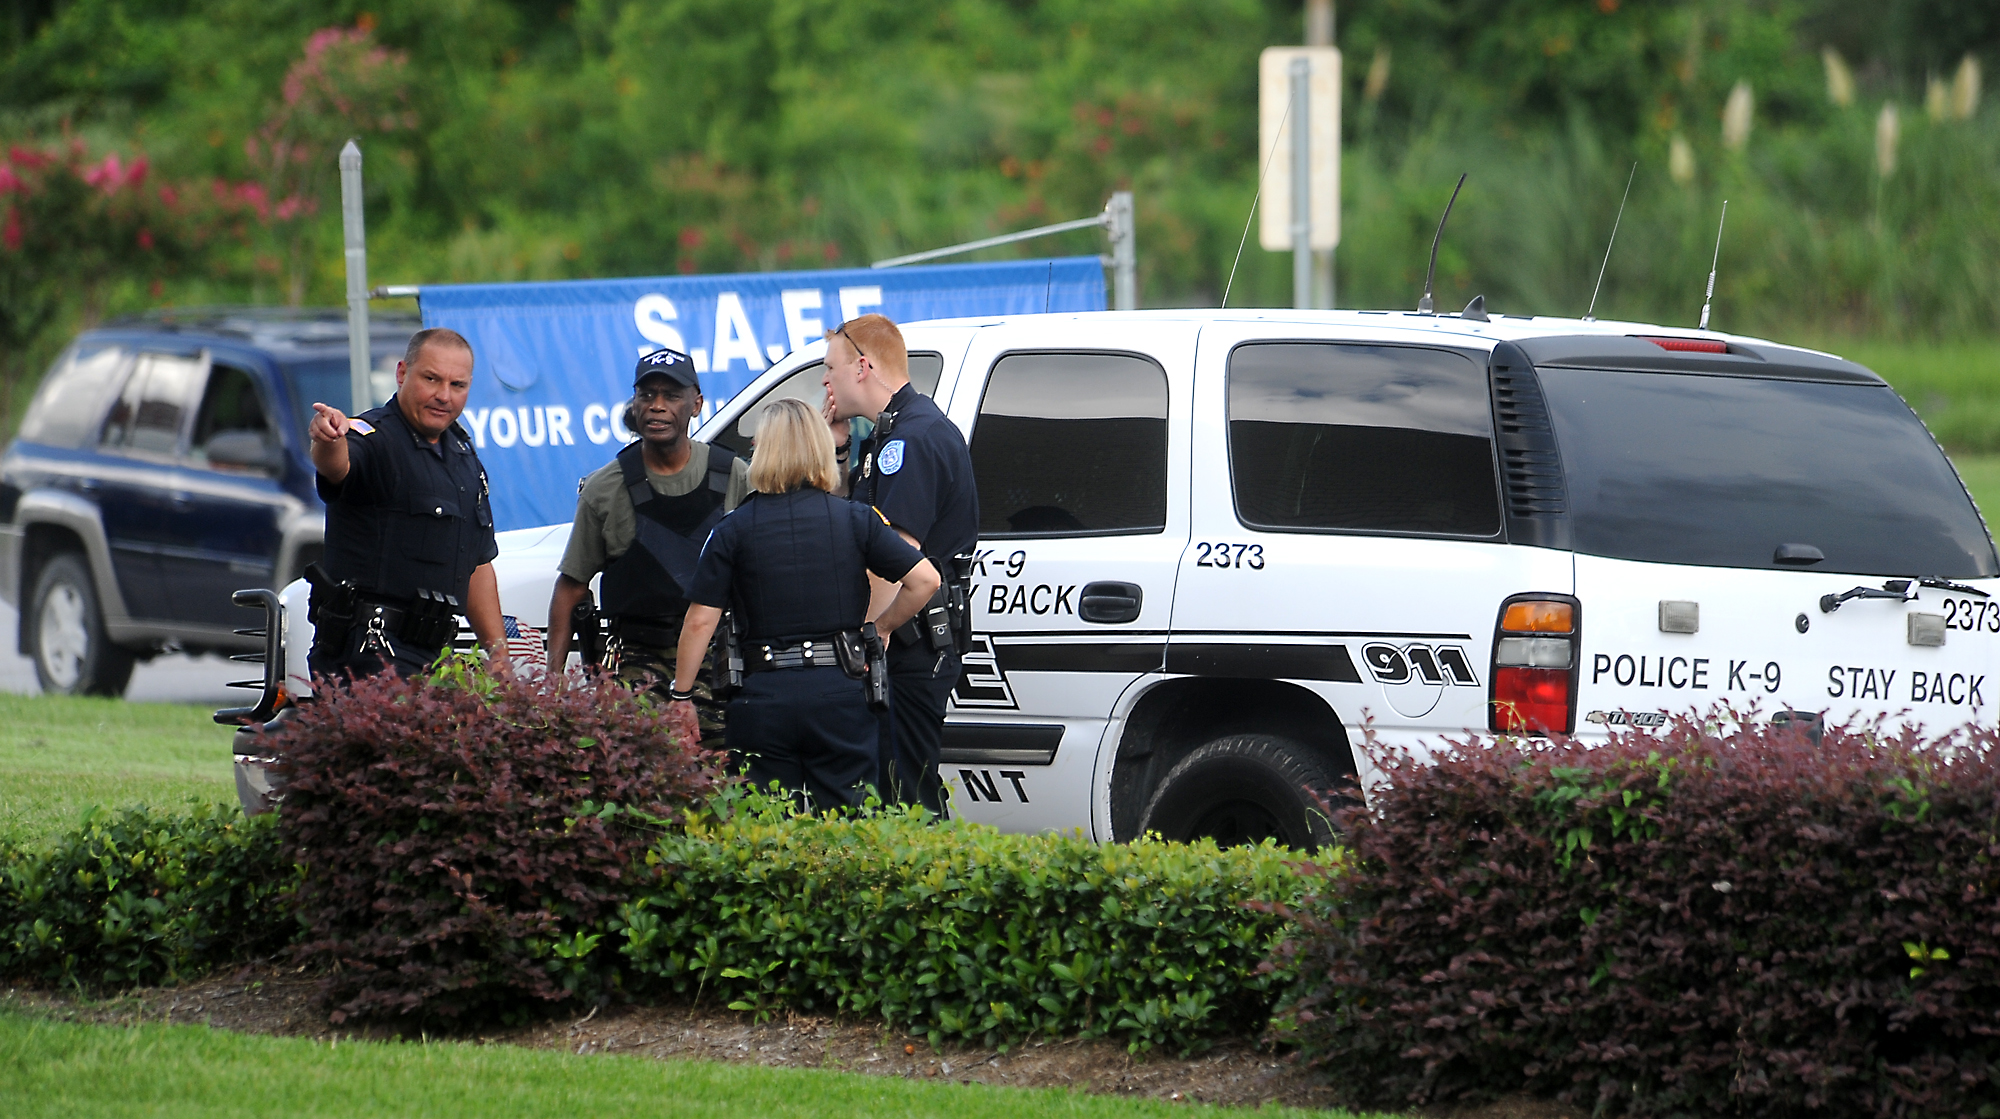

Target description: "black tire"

left=28, top=552, right=135, bottom=697
left=1138, top=734, right=1343, bottom=850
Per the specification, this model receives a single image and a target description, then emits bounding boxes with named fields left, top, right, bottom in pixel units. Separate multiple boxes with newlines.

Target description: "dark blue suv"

left=0, top=308, right=419, bottom=695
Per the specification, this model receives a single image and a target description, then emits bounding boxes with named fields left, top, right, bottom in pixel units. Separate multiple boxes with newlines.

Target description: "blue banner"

left=416, top=257, right=1104, bottom=532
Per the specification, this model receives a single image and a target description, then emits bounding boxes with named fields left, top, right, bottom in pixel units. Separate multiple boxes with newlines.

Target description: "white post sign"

left=1258, top=46, right=1341, bottom=254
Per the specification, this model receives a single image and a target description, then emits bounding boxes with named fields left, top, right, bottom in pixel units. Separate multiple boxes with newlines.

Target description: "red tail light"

left=1492, top=667, right=1571, bottom=733
left=1489, top=594, right=1581, bottom=735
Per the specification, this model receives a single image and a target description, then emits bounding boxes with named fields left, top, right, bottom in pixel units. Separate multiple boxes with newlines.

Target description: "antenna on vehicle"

left=1584, top=161, right=1638, bottom=322
left=1222, top=90, right=1295, bottom=309
left=1416, top=173, right=1467, bottom=315
left=1698, top=199, right=1728, bottom=331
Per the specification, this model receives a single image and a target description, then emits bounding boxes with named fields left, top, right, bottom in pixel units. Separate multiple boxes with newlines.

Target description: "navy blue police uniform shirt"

left=687, top=489, right=924, bottom=642
left=853, top=383, right=978, bottom=565
left=316, top=397, right=498, bottom=605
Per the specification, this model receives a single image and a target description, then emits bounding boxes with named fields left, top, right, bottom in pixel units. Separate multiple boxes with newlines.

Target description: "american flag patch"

left=501, top=615, right=547, bottom=675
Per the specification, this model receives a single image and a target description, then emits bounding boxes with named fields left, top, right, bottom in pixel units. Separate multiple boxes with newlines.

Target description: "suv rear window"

left=1228, top=343, right=1501, bottom=537
left=1539, top=368, right=1998, bottom=577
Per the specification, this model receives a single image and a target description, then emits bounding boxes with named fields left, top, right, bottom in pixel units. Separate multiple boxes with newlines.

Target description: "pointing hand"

left=310, top=402, right=350, bottom=444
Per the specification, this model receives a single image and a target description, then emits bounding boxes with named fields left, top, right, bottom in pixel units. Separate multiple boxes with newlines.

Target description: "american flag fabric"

left=502, top=615, right=548, bottom=676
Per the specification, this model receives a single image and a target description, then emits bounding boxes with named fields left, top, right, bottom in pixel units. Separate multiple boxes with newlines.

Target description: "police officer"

left=820, top=314, right=978, bottom=813
left=546, top=348, right=750, bottom=739
left=306, top=328, right=504, bottom=678
left=671, top=398, right=940, bottom=809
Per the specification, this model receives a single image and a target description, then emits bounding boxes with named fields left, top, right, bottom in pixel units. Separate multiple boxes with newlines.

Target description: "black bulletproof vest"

left=599, top=441, right=737, bottom=622
left=730, top=489, right=871, bottom=643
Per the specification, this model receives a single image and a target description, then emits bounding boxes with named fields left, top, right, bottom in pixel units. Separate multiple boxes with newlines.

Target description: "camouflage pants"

left=611, top=638, right=728, bottom=752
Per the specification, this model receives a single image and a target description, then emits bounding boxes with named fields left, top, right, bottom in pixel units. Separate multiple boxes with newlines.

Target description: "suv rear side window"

left=1540, top=368, right=1999, bottom=577
left=971, top=351, right=1167, bottom=537
left=18, top=345, right=129, bottom=448
left=1228, top=343, right=1501, bottom=537
left=101, top=353, right=206, bottom=456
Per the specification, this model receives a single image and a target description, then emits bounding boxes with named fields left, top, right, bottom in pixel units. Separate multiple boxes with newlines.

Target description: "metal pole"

left=1290, top=58, right=1312, bottom=310
left=339, top=140, right=370, bottom=414
left=1107, top=191, right=1136, bottom=310
left=1307, top=1, right=1336, bottom=309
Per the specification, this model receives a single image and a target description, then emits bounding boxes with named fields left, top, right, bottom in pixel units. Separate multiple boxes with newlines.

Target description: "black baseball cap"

left=633, top=347, right=699, bottom=391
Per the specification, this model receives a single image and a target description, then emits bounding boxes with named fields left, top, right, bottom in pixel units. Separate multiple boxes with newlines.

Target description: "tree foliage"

left=0, top=0, right=1992, bottom=382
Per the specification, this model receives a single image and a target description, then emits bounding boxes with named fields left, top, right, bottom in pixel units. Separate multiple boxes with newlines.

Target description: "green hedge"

left=0, top=787, right=1313, bottom=1053
left=0, top=801, right=295, bottom=988
left=611, top=792, right=1313, bottom=1053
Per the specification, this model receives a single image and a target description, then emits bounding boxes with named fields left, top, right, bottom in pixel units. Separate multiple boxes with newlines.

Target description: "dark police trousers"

left=729, top=665, right=878, bottom=813
left=882, top=641, right=960, bottom=815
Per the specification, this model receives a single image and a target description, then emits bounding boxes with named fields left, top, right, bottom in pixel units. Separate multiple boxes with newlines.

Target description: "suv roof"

left=93, top=306, right=423, bottom=358
left=903, top=309, right=1879, bottom=385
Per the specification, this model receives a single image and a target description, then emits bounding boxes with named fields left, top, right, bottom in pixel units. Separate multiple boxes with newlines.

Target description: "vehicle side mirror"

left=205, top=430, right=285, bottom=474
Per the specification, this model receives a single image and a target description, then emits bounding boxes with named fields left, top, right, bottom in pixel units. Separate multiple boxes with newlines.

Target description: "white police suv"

left=226, top=310, right=1998, bottom=847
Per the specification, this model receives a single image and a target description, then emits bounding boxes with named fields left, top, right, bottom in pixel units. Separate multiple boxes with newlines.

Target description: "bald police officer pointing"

left=822, top=314, right=978, bottom=813
left=306, top=328, right=505, bottom=678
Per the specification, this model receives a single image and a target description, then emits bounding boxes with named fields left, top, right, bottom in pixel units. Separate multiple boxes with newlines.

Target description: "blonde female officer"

left=671, top=398, right=940, bottom=809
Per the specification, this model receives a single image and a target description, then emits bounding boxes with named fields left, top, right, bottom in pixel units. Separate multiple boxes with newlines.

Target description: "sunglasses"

left=835, top=322, right=867, bottom=359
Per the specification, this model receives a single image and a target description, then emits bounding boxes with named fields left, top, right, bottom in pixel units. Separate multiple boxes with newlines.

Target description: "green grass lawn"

left=0, top=1013, right=1382, bottom=1119
left=0, top=695, right=233, bottom=847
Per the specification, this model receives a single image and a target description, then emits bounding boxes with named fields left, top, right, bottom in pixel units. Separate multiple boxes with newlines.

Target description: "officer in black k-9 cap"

left=547, top=346, right=750, bottom=742
left=821, top=313, right=978, bottom=814
left=306, top=327, right=505, bottom=679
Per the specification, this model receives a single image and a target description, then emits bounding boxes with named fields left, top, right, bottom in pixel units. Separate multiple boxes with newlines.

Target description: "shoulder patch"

left=878, top=439, right=906, bottom=475
left=349, top=418, right=375, bottom=435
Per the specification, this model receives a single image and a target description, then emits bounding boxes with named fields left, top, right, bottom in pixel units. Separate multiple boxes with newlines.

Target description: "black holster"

left=571, top=596, right=606, bottom=667
left=861, top=622, right=890, bottom=712
left=946, top=552, right=976, bottom=654
left=303, top=562, right=357, bottom=631
left=711, top=611, right=745, bottom=700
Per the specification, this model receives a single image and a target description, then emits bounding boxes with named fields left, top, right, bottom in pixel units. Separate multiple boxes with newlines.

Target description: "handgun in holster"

left=710, top=610, right=745, bottom=700
left=302, top=562, right=357, bottom=631
left=570, top=595, right=606, bottom=667
left=403, top=589, right=462, bottom=649
left=861, top=622, right=890, bottom=712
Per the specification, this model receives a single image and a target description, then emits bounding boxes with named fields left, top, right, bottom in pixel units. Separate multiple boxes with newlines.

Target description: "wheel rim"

left=38, top=582, right=89, bottom=690
left=1185, top=798, right=1290, bottom=847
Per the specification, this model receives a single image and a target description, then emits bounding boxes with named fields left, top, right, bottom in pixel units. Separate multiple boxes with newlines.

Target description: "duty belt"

left=743, top=637, right=844, bottom=673
left=610, top=617, right=682, bottom=648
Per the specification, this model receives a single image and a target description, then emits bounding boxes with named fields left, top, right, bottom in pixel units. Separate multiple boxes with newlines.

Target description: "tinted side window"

left=1228, top=343, right=1501, bottom=537
left=18, top=345, right=129, bottom=448
left=971, top=352, right=1167, bottom=537
left=101, top=353, right=205, bottom=456
left=710, top=352, right=945, bottom=458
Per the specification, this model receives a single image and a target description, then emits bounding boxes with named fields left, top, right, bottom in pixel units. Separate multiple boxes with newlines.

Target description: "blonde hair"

left=747, top=397, right=840, bottom=494
left=824, top=313, right=908, bottom=382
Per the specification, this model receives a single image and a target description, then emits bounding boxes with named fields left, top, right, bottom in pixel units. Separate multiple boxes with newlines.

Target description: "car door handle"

left=170, top=491, right=192, bottom=508
left=1079, top=581, right=1142, bottom=624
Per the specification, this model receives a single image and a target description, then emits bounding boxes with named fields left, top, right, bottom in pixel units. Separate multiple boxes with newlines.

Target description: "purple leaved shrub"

left=1274, top=711, right=2000, bottom=1118
left=271, top=664, right=723, bottom=1024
